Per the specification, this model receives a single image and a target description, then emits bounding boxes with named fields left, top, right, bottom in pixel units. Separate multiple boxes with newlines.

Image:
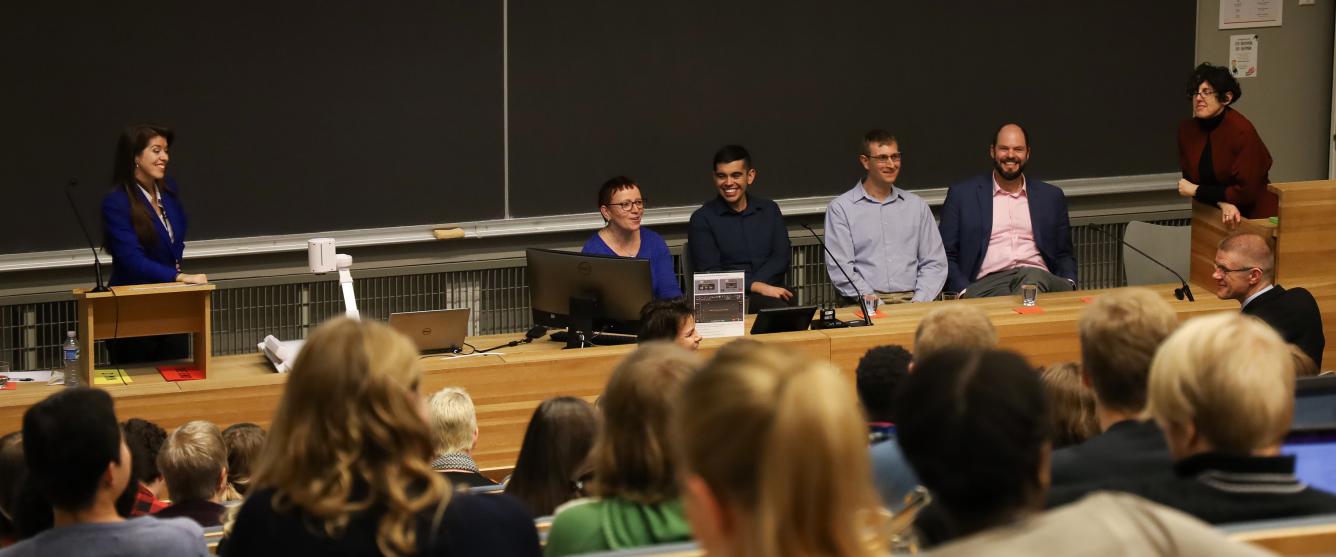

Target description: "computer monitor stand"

left=548, top=295, right=638, bottom=349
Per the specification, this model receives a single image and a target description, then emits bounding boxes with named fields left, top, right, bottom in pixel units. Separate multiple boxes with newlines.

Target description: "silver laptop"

left=388, top=308, right=470, bottom=353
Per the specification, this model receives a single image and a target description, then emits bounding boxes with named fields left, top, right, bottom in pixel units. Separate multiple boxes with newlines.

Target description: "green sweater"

left=543, top=497, right=692, bottom=556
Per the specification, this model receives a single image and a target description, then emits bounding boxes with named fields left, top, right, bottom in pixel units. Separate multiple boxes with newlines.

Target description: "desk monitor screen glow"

left=526, top=248, right=653, bottom=342
left=1282, top=430, right=1336, bottom=495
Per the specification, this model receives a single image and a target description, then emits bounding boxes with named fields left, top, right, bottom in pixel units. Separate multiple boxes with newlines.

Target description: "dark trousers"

left=961, top=267, right=1074, bottom=299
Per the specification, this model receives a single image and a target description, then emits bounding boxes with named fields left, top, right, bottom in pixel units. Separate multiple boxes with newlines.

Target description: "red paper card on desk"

left=853, top=309, right=887, bottom=320
left=158, top=366, right=205, bottom=381
left=1013, top=306, right=1045, bottom=315
left=0, top=382, right=14, bottom=391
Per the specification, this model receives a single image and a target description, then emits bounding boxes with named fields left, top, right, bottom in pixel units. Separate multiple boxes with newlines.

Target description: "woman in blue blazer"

left=580, top=176, right=682, bottom=300
left=100, top=124, right=206, bottom=363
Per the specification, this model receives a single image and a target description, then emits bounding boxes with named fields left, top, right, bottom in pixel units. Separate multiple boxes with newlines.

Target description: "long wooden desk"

left=0, top=284, right=1236, bottom=470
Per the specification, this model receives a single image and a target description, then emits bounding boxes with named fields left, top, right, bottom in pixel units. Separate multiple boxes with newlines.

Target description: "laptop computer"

left=388, top=308, right=471, bottom=354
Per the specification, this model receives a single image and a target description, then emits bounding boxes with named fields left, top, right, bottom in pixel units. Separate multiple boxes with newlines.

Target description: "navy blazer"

left=102, top=178, right=188, bottom=286
left=938, top=173, right=1077, bottom=293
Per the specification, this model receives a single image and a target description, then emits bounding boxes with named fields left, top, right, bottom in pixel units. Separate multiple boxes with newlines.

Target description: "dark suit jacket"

left=101, top=177, right=188, bottom=286
left=1047, top=419, right=1173, bottom=507
left=1243, top=285, right=1325, bottom=368
left=938, top=173, right=1077, bottom=293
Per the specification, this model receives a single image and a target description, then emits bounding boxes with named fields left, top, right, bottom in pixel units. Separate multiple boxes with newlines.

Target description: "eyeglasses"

left=1213, top=264, right=1256, bottom=274
left=863, top=154, right=902, bottom=165
left=1190, top=89, right=1217, bottom=99
left=603, top=199, right=645, bottom=212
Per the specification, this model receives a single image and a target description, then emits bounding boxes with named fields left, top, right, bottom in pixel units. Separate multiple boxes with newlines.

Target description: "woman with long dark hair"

left=503, top=397, right=600, bottom=517
left=100, top=124, right=206, bottom=363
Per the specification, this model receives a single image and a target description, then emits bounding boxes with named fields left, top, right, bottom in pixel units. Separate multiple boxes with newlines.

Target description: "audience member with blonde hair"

left=154, top=421, right=228, bottom=527
left=1289, top=343, right=1319, bottom=378
left=1040, top=362, right=1099, bottom=449
left=913, top=304, right=996, bottom=360
left=673, top=341, right=890, bottom=557
left=1053, top=313, right=1336, bottom=523
left=1049, top=287, right=1179, bottom=494
left=505, top=397, right=600, bottom=517
left=426, top=387, right=497, bottom=489
left=221, top=318, right=539, bottom=556
left=544, top=342, right=701, bottom=556
left=898, top=350, right=1272, bottom=556
left=219, top=423, right=264, bottom=502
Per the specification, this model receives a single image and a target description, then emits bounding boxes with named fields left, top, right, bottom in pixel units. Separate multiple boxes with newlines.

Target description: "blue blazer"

left=101, top=178, right=188, bottom=286
left=938, top=173, right=1077, bottom=293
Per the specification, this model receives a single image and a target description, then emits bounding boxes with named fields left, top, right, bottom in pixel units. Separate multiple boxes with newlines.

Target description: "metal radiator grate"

left=0, top=220, right=1189, bottom=366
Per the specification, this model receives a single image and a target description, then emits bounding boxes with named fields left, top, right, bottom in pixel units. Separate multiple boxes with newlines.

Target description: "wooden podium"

left=71, top=283, right=215, bottom=386
left=1188, top=179, right=1336, bottom=366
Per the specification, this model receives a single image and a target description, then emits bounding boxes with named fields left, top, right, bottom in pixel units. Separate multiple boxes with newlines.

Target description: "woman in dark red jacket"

left=1176, top=63, right=1275, bottom=226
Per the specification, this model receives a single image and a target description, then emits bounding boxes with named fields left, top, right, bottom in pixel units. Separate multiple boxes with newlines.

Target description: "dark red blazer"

left=1177, top=108, right=1277, bottom=219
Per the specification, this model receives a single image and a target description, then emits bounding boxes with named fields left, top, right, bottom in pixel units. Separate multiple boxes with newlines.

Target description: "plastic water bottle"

left=62, top=331, right=80, bottom=388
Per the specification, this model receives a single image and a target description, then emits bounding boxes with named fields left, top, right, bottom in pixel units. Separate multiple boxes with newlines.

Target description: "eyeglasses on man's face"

left=863, top=154, right=902, bottom=165
left=1190, top=89, right=1217, bottom=99
left=1213, top=264, right=1256, bottom=275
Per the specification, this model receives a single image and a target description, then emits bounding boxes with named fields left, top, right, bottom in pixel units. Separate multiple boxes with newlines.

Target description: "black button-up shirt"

left=687, top=194, right=791, bottom=291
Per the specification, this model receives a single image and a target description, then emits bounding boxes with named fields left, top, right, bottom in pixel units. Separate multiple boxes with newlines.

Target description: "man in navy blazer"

left=939, top=123, right=1077, bottom=297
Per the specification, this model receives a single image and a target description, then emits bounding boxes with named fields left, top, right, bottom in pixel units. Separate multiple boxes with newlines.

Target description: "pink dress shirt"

left=975, top=176, right=1050, bottom=280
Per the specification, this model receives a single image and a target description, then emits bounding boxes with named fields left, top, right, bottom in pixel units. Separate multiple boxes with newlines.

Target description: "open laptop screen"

left=1282, top=430, right=1336, bottom=494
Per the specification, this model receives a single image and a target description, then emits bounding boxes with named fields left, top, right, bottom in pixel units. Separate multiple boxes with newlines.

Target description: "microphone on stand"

left=801, top=223, right=873, bottom=327
left=64, top=180, right=110, bottom=292
left=1088, top=224, right=1194, bottom=302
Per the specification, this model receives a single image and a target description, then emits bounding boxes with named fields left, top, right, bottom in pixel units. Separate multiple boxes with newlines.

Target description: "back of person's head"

left=23, top=389, right=127, bottom=512
left=637, top=298, right=693, bottom=343
left=896, top=350, right=1050, bottom=535
left=0, top=432, right=24, bottom=539
left=1078, top=288, right=1177, bottom=414
left=1148, top=313, right=1294, bottom=457
left=1290, top=344, right=1319, bottom=378
left=913, top=305, right=997, bottom=360
left=255, top=317, right=446, bottom=556
left=673, top=341, right=888, bottom=557
left=221, top=423, right=265, bottom=500
left=1040, top=362, right=1099, bottom=449
left=426, top=387, right=476, bottom=456
left=855, top=345, right=913, bottom=424
left=712, top=144, right=752, bottom=170
left=157, top=420, right=226, bottom=504
left=591, top=342, right=701, bottom=503
left=121, top=417, right=167, bottom=488
left=506, top=397, right=601, bottom=517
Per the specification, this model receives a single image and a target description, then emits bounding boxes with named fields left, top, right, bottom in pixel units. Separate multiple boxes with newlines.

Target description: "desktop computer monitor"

left=526, top=248, right=654, bottom=348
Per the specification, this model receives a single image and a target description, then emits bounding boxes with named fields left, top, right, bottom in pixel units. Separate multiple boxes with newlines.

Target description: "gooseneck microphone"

left=801, top=223, right=873, bottom=326
left=64, top=180, right=110, bottom=293
left=1089, top=224, right=1194, bottom=302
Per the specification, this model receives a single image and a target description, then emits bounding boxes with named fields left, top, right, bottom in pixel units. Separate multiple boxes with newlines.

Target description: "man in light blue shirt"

left=824, top=130, right=946, bottom=304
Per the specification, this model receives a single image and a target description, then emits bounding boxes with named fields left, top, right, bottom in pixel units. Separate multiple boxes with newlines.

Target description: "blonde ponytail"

left=674, top=341, right=888, bottom=557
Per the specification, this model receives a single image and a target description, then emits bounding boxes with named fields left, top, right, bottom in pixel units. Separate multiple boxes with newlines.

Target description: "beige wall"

left=1196, top=0, right=1335, bottom=182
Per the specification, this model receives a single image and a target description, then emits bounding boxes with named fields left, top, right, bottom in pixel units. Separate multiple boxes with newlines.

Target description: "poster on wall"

left=1219, top=0, right=1282, bottom=29
left=1229, top=34, right=1260, bottom=78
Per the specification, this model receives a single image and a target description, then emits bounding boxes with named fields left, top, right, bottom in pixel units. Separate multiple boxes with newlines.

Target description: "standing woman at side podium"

left=581, top=176, right=683, bottom=300
left=1176, top=63, right=1276, bottom=227
left=101, top=124, right=206, bottom=364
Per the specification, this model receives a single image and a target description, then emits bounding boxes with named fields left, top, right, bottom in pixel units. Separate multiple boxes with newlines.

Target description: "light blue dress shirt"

left=823, top=180, right=947, bottom=302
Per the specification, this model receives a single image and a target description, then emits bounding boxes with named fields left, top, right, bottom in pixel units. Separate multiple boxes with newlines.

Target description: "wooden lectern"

left=71, top=283, right=215, bottom=386
left=1188, top=180, right=1336, bottom=366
